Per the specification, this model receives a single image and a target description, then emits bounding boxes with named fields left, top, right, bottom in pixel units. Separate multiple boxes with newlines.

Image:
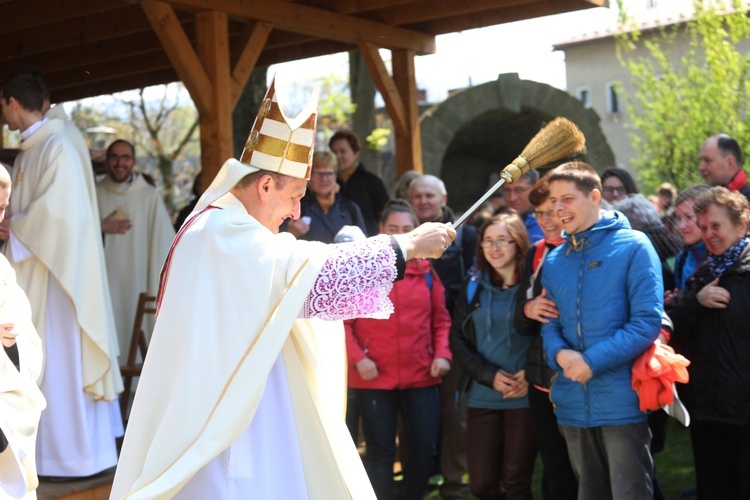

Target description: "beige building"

left=555, top=1, right=750, bottom=174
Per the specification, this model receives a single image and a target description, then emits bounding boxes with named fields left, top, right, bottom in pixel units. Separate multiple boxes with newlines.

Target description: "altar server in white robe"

left=111, top=80, right=456, bottom=499
left=0, top=71, right=123, bottom=478
left=97, top=139, right=175, bottom=358
left=0, top=166, right=46, bottom=499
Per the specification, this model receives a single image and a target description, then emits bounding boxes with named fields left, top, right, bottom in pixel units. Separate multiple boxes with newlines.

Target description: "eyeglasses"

left=311, top=171, right=336, bottom=178
left=602, top=186, right=628, bottom=195
left=107, top=154, right=134, bottom=162
left=534, top=209, right=555, bottom=220
left=481, top=239, right=516, bottom=249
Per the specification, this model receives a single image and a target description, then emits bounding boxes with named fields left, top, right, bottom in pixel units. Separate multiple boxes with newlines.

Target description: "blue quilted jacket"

left=541, top=210, right=663, bottom=427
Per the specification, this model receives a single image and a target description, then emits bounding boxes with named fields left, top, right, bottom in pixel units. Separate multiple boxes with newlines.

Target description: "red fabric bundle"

left=631, top=338, right=690, bottom=412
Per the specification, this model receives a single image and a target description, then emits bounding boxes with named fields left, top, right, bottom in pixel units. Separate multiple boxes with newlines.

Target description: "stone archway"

left=419, top=73, right=614, bottom=212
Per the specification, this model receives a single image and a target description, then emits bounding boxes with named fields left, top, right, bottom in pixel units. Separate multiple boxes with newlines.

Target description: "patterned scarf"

left=708, top=237, right=749, bottom=278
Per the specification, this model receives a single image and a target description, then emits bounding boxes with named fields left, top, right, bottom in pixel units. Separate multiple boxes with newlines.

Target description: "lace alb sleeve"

left=303, top=235, right=397, bottom=320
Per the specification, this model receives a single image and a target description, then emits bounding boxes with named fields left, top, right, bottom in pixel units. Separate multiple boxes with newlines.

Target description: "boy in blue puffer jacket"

left=541, top=162, right=663, bottom=500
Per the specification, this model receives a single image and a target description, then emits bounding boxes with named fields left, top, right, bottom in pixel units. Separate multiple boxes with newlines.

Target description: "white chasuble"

left=96, top=173, right=175, bottom=358
left=5, top=120, right=122, bottom=477
left=0, top=255, right=46, bottom=499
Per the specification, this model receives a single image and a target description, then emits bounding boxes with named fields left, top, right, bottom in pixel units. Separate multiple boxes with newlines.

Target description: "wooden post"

left=392, top=49, right=422, bottom=177
left=195, top=10, right=233, bottom=188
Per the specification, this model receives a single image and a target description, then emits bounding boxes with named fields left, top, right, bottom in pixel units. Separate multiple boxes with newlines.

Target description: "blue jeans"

left=356, top=386, right=440, bottom=500
left=559, top=422, right=653, bottom=500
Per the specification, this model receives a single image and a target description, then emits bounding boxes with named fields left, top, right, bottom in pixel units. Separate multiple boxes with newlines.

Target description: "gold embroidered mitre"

left=239, top=79, right=318, bottom=180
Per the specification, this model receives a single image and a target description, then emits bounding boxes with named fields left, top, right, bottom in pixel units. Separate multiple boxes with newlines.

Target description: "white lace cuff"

left=303, top=235, right=396, bottom=320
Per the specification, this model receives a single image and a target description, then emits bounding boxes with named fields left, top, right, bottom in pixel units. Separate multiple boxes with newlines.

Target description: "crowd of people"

left=1, top=68, right=749, bottom=500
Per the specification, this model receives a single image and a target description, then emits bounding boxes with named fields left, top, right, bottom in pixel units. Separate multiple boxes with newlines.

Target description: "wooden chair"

left=119, top=292, right=156, bottom=424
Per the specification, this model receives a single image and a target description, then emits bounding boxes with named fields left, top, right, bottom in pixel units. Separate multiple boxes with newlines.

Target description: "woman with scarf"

left=513, top=173, right=577, bottom=500
left=449, top=213, right=534, bottom=500
left=666, top=186, right=750, bottom=499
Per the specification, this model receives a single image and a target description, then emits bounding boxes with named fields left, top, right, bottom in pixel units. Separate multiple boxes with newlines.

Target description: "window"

left=576, top=86, right=591, bottom=108
left=605, top=82, right=620, bottom=114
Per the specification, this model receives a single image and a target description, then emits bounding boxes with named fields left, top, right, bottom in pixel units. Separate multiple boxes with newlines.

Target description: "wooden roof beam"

left=407, top=0, right=607, bottom=35
left=141, top=0, right=212, bottom=115
left=168, top=0, right=435, bottom=54
left=51, top=69, right=179, bottom=104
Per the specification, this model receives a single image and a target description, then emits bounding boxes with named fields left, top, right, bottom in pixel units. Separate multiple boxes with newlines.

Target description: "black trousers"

left=690, top=420, right=750, bottom=499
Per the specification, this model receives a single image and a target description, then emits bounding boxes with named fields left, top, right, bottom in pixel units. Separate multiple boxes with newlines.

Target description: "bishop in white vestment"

left=111, top=82, right=455, bottom=499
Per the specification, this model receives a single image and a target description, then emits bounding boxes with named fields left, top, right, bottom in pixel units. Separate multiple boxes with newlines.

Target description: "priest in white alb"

left=97, top=139, right=175, bottom=359
left=0, top=165, right=46, bottom=500
left=111, top=80, right=456, bottom=499
left=0, top=71, right=123, bottom=478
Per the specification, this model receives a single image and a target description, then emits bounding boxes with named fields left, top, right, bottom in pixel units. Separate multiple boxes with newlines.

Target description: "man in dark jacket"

left=409, top=173, right=476, bottom=500
left=541, top=162, right=663, bottom=499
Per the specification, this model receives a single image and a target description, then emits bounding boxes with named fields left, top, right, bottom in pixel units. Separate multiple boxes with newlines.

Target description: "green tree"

left=616, top=0, right=750, bottom=191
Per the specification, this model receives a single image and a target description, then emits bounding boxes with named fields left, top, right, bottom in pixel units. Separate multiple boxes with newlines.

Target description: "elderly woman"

left=285, top=151, right=368, bottom=242
left=666, top=186, right=750, bottom=499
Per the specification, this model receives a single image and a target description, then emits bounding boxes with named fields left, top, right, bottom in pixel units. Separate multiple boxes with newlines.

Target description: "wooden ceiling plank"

left=140, top=0, right=212, bottom=114
left=47, top=52, right=173, bottom=92
left=256, top=39, right=354, bottom=66
left=358, top=42, right=407, bottom=136
left=366, top=0, right=538, bottom=26
left=168, top=0, right=436, bottom=54
left=230, top=21, right=272, bottom=107
left=300, top=0, right=422, bottom=15
left=2, top=0, right=126, bottom=34
left=0, top=6, right=191, bottom=63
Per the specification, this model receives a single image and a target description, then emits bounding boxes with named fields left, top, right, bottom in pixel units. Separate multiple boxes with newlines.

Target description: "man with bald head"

left=408, top=173, right=477, bottom=500
left=699, top=134, right=750, bottom=201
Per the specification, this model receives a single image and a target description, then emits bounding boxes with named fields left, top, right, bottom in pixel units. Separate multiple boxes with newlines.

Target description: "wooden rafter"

left=358, top=42, right=407, bottom=136
left=168, top=0, right=436, bottom=54
left=140, top=0, right=212, bottom=115
left=230, top=22, right=272, bottom=107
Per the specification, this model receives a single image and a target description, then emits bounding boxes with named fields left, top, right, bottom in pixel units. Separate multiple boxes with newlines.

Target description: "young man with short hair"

left=541, top=161, right=663, bottom=499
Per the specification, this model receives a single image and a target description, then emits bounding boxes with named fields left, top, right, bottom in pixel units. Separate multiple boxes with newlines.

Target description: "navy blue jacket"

left=541, top=210, right=663, bottom=427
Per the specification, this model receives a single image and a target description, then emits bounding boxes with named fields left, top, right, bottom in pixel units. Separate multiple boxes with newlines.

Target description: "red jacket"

left=345, top=259, right=453, bottom=390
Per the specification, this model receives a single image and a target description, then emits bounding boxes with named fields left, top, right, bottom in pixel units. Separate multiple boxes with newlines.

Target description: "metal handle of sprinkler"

left=499, top=156, right=531, bottom=184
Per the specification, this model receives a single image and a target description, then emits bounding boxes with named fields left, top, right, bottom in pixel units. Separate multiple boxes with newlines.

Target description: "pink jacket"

left=345, top=259, right=453, bottom=390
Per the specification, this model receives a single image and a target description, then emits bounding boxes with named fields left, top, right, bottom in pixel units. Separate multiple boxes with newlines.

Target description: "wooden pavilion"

left=0, top=0, right=607, bottom=185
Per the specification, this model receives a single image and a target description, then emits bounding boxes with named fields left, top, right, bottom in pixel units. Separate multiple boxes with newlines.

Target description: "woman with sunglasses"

left=450, top=213, right=534, bottom=500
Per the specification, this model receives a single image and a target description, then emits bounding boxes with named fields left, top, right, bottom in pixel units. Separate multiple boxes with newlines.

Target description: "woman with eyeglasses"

left=600, top=168, right=639, bottom=205
left=449, top=212, right=534, bottom=500
left=285, top=151, right=368, bottom=243
left=514, top=173, right=578, bottom=500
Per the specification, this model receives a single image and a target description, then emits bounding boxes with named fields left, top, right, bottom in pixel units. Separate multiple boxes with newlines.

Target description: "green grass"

left=422, top=419, right=695, bottom=499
